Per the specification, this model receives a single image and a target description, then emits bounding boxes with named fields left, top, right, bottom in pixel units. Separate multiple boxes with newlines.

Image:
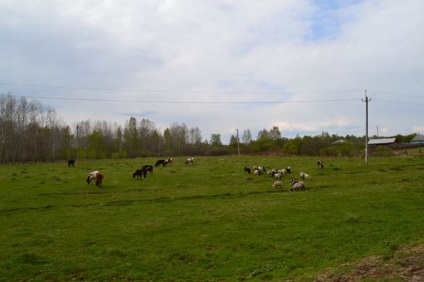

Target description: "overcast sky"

left=1, top=0, right=423, bottom=144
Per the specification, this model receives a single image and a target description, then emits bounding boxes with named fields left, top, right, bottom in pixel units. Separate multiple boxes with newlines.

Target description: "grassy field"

left=0, top=154, right=423, bottom=281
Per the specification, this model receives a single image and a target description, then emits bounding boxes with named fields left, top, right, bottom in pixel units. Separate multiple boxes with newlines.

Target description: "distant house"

left=368, top=138, right=397, bottom=145
left=331, top=139, right=347, bottom=145
left=410, top=134, right=424, bottom=145
left=368, top=137, right=397, bottom=150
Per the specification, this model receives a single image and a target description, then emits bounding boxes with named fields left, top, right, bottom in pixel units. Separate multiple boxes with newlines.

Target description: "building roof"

left=411, top=134, right=424, bottom=142
left=368, top=138, right=396, bottom=145
left=331, top=139, right=347, bottom=145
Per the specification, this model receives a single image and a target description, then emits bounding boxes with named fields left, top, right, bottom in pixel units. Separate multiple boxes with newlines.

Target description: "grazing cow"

left=164, top=158, right=173, bottom=165
left=87, top=171, right=104, bottom=187
left=244, top=167, right=251, bottom=174
left=142, top=165, right=154, bottom=175
left=87, top=171, right=99, bottom=184
left=317, top=160, right=324, bottom=168
left=133, top=169, right=147, bottom=179
left=185, top=157, right=195, bottom=164
left=67, top=159, right=75, bottom=167
left=155, top=159, right=166, bottom=167
left=133, top=164, right=154, bottom=179
left=95, top=172, right=104, bottom=187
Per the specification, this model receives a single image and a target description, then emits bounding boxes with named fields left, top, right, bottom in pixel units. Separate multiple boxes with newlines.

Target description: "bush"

left=373, top=146, right=394, bottom=157
left=321, top=143, right=356, bottom=157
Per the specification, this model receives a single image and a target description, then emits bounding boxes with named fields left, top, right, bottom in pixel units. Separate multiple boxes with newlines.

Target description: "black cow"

left=133, top=169, right=147, bottom=179
left=142, top=165, right=154, bottom=175
left=155, top=159, right=166, bottom=167
left=67, top=159, right=75, bottom=167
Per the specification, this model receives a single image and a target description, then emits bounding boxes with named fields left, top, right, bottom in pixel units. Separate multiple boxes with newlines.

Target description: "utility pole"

left=76, top=124, right=79, bottom=163
left=236, top=129, right=240, bottom=156
left=362, top=90, right=371, bottom=164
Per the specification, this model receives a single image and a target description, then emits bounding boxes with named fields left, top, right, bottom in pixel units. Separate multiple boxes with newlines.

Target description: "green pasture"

left=0, top=155, right=423, bottom=281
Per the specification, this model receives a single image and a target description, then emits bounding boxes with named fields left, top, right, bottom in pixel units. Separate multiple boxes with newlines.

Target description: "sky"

left=1, top=0, right=423, bottom=144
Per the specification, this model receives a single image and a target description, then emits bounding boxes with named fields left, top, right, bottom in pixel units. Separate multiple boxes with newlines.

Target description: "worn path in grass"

left=315, top=242, right=424, bottom=281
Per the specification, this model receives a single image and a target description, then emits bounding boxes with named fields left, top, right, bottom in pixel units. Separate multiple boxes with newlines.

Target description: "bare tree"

left=45, top=107, right=64, bottom=161
left=242, top=129, right=252, bottom=143
left=0, top=94, right=17, bottom=162
left=139, top=118, right=157, bottom=153
left=169, top=122, right=188, bottom=154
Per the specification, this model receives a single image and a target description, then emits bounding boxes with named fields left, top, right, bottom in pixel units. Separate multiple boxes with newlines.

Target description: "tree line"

left=0, top=93, right=416, bottom=163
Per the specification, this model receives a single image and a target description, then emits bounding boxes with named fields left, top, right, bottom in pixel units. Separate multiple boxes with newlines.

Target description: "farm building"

left=410, top=134, right=424, bottom=145
left=331, top=139, right=347, bottom=145
left=368, top=137, right=397, bottom=146
left=368, top=137, right=397, bottom=151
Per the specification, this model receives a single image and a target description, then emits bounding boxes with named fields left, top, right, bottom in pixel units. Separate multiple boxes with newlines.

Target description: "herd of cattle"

left=69, top=157, right=323, bottom=192
left=69, top=157, right=194, bottom=188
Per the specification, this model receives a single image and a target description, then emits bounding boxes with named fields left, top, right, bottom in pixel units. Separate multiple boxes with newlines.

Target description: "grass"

left=0, top=155, right=423, bottom=281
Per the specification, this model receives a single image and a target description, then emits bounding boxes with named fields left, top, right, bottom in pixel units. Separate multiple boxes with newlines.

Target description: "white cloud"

left=0, top=0, right=423, bottom=143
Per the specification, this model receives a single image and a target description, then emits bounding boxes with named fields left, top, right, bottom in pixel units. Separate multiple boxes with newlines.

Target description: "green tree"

left=253, top=126, right=283, bottom=152
left=113, top=125, right=125, bottom=158
left=87, top=129, right=106, bottom=159
left=269, top=126, right=281, bottom=140
left=210, top=134, right=222, bottom=147
left=257, top=129, right=270, bottom=140
left=163, top=128, right=171, bottom=154
left=282, top=135, right=303, bottom=155
left=123, top=117, right=139, bottom=157
left=228, top=134, right=239, bottom=154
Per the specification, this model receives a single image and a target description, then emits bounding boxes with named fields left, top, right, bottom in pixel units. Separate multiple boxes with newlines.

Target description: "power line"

left=9, top=94, right=360, bottom=104
left=374, top=99, right=424, bottom=106
left=3, top=83, right=422, bottom=105
left=2, top=82, right=421, bottom=99
left=368, top=90, right=424, bottom=99
left=0, top=82, right=361, bottom=94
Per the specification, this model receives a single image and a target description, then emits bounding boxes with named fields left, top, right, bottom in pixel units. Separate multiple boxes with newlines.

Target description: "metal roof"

left=368, top=138, right=396, bottom=145
left=411, top=134, right=424, bottom=142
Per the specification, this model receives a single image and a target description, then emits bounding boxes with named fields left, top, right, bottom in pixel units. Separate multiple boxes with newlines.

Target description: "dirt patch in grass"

left=315, top=243, right=424, bottom=281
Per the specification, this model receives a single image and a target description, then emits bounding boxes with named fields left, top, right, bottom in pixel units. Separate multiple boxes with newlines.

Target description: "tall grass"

left=0, top=155, right=423, bottom=280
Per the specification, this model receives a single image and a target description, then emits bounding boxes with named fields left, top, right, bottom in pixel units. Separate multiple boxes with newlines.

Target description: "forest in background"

left=0, top=94, right=417, bottom=163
